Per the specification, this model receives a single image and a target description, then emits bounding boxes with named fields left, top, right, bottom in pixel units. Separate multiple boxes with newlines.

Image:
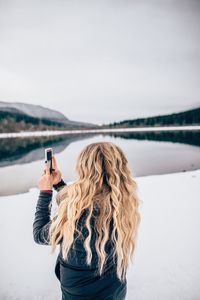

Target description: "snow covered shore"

left=0, top=125, right=200, bottom=139
left=0, top=168, right=199, bottom=299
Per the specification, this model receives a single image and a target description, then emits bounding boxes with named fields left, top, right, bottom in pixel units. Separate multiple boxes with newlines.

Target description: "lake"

left=0, top=129, right=199, bottom=196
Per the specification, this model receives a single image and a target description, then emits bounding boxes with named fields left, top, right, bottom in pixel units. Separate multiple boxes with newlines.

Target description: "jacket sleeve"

left=33, top=191, right=53, bottom=245
left=53, top=179, right=67, bottom=192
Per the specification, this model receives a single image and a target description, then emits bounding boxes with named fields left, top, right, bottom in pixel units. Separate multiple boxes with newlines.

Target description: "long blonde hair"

left=48, top=141, right=141, bottom=282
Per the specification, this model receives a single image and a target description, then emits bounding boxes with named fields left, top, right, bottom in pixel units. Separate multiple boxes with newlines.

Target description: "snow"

left=0, top=169, right=199, bottom=299
left=0, top=125, right=200, bottom=139
left=0, top=101, right=68, bottom=121
left=0, top=102, right=97, bottom=127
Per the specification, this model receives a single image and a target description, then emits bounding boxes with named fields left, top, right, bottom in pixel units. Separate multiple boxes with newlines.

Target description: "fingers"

left=52, top=156, right=58, bottom=170
left=43, top=156, right=57, bottom=178
left=44, top=162, right=50, bottom=176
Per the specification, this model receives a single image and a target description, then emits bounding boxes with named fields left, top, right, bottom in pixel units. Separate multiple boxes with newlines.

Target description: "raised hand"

left=51, top=156, right=62, bottom=185
left=37, top=156, right=62, bottom=191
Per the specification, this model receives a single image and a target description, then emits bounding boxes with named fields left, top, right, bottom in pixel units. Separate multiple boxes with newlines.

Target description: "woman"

left=33, top=141, right=141, bottom=300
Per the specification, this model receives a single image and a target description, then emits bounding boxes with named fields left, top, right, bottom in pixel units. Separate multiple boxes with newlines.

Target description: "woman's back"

left=55, top=201, right=127, bottom=300
left=58, top=205, right=116, bottom=271
left=34, top=141, right=141, bottom=300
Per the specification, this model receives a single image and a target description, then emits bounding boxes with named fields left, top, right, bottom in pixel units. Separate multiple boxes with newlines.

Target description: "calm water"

left=0, top=130, right=199, bottom=196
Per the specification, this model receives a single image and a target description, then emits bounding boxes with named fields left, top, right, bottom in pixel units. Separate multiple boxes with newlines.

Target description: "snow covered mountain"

left=0, top=101, right=99, bottom=129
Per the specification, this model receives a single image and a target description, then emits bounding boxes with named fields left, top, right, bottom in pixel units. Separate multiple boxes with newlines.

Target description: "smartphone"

left=45, top=147, right=53, bottom=174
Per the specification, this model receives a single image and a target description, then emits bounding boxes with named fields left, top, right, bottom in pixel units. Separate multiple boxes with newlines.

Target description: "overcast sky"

left=0, top=0, right=199, bottom=125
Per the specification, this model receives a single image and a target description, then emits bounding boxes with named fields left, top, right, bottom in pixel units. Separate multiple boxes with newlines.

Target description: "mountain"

left=105, top=107, right=200, bottom=128
left=0, top=101, right=99, bottom=133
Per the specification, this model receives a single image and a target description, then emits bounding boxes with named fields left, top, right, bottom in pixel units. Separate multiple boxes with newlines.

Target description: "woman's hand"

left=51, top=156, right=62, bottom=185
left=37, top=156, right=62, bottom=191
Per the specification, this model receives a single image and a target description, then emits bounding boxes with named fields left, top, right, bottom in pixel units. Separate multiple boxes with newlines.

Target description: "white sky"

left=0, top=0, right=199, bottom=125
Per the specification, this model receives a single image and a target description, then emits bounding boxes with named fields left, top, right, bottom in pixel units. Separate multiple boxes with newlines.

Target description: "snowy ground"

left=0, top=125, right=200, bottom=138
left=0, top=169, right=199, bottom=300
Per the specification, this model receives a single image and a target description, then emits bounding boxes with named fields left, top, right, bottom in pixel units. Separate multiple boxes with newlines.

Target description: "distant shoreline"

left=0, top=125, right=200, bottom=139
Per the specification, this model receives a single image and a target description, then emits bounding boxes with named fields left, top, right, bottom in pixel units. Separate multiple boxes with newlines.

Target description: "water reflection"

left=0, top=133, right=96, bottom=167
left=109, top=130, right=200, bottom=147
left=0, top=130, right=199, bottom=196
left=0, top=130, right=199, bottom=167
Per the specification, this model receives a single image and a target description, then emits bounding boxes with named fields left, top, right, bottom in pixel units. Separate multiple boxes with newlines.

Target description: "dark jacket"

left=33, top=180, right=127, bottom=300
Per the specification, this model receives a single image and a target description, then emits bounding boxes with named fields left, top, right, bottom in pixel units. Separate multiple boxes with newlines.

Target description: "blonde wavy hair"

left=48, top=141, right=141, bottom=282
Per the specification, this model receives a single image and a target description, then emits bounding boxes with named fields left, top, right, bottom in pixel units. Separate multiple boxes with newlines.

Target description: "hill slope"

left=106, top=107, right=200, bottom=128
left=0, top=101, right=99, bottom=133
